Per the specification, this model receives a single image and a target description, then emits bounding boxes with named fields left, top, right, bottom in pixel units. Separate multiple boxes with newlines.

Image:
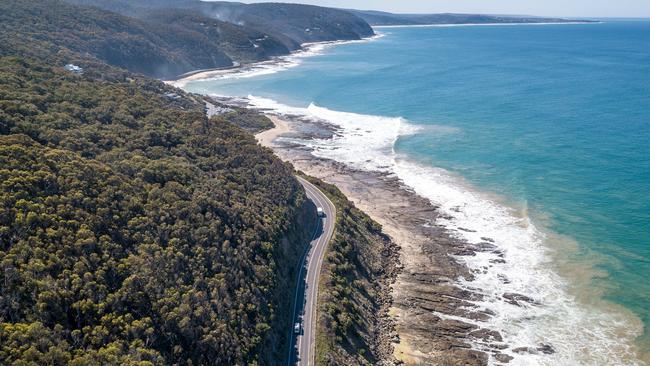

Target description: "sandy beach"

left=256, top=116, right=293, bottom=147
left=254, top=113, right=518, bottom=365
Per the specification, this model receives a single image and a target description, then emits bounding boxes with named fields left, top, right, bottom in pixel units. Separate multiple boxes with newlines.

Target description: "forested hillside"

left=0, top=0, right=373, bottom=79
left=0, top=29, right=316, bottom=366
left=0, top=0, right=227, bottom=78
left=67, top=0, right=375, bottom=50
left=0, top=1, right=393, bottom=364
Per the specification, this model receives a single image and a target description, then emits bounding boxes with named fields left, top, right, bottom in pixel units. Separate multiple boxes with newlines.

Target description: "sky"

left=240, top=0, right=650, bottom=18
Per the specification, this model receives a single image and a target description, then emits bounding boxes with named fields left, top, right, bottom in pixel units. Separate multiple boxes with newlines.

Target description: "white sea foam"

left=244, top=96, right=645, bottom=365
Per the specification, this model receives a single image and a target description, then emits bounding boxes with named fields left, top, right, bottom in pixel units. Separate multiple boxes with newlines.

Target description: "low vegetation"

left=215, top=107, right=276, bottom=134
left=301, top=178, right=398, bottom=365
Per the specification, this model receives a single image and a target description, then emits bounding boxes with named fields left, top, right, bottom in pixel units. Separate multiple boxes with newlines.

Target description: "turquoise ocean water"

left=183, top=22, right=650, bottom=365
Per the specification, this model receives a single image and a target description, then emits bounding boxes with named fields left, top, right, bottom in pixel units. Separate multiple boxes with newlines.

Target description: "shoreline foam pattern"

left=243, top=95, right=644, bottom=366
left=173, top=33, right=385, bottom=86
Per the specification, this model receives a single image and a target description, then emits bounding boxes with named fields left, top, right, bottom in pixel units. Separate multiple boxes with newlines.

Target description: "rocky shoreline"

left=247, top=109, right=520, bottom=365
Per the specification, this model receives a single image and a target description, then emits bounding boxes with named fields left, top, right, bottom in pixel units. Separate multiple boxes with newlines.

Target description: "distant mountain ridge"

left=348, top=9, right=594, bottom=26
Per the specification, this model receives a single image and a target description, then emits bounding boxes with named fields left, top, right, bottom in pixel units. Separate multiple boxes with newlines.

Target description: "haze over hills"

left=67, top=0, right=375, bottom=51
left=0, top=0, right=374, bottom=79
left=348, top=9, right=593, bottom=26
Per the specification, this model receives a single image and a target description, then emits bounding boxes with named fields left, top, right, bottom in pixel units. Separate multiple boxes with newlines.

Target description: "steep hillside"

left=202, top=2, right=375, bottom=47
left=0, top=0, right=237, bottom=78
left=67, top=0, right=375, bottom=50
left=0, top=33, right=316, bottom=366
left=144, top=8, right=292, bottom=66
left=349, top=10, right=591, bottom=26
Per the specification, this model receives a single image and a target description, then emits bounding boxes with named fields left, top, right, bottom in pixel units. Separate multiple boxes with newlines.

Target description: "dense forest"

left=0, top=0, right=282, bottom=79
left=0, top=37, right=319, bottom=365
left=67, top=0, right=375, bottom=49
left=0, top=0, right=393, bottom=364
left=0, top=0, right=373, bottom=79
left=302, top=178, right=398, bottom=366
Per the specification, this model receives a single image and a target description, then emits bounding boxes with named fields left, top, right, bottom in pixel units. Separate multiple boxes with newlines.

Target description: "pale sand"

left=255, top=116, right=293, bottom=147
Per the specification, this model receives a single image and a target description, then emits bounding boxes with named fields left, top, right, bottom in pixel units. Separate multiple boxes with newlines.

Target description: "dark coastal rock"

left=503, top=293, right=537, bottom=306
left=494, top=353, right=514, bottom=363
left=470, top=328, right=503, bottom=342
left=458, top=227, right=478, bottom=232
left=474, top=242, right=498, bottom=252
left=488, top=343, right=509, bottom=350
left=256, top=132, right=502, bottom=365
left=481, top=237, right=495, bottom=243
left=452, top=247, right=477, bottom=256
left=497, top=274, right=511, bottom=284
left=512, top=347, right=535, bottom=354
left=512, top=343, right=555, bottom=355
left=537, top=343, right=556, bottom=354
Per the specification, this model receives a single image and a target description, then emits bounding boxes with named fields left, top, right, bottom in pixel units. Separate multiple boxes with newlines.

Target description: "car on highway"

left=317, top=207, right=324, bottom=217
left=294, top=322, right=301, bottom=334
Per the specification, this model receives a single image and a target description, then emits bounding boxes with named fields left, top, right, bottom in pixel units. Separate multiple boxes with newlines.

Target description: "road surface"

left=288, top=177, right=336, bottom=366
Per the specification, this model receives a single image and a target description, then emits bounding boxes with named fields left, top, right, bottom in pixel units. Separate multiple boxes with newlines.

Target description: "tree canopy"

left=0, top=53, right=311, bottom=365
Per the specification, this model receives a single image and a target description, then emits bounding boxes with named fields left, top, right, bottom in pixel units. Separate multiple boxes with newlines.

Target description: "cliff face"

left=0, top=0, right=374, bottom=79
left=61, top=0, right=375, bottom=74
left=199, top=2, right=375, bottom=48
left=0, top=0, right=235, bottom=78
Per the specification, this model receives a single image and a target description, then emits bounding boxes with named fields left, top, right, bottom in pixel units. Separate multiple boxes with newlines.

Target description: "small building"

left=164, top=92, right=182, bottom=100
left=64, top=64, right=83, bottom=74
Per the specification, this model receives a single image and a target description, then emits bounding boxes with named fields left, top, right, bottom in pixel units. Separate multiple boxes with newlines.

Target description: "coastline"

left=255, top=113, right=515, bottom=365
left=373, top=21, right=600, bottom=29
left=243, top=105, right=646, bottom=365
left=183, top=24, right=648, bottom=364
left=168, top=34, right=385, bottom=88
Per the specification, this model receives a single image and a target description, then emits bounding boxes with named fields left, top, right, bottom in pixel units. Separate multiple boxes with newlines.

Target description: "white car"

left=317, top=207, right=324, bottom=217
left=294, top=322, right=302, bottom=334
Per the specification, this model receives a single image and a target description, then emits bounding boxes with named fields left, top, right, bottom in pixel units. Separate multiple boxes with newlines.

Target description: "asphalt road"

left=287, top=177, right=336, bottom=366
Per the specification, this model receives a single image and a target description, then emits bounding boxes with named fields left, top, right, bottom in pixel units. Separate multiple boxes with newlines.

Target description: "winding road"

left=288, top=177, right=336, bottom=366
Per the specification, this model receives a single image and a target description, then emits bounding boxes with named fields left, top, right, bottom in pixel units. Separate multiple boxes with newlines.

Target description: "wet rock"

left=481, top=237, right=495, bottom=243
left=512, top=347, right=535, bottom=354
left=537, top=343, right=555, bottom=354
left=494, top=353, right=514, bottom=363
left=458, top=227, right=477, bottom=232
left=512, top=343, right=554, bottom=355
left=262, top=140, right=501, bottom=365
left=475, top=242, right=498, bottom=252
left=497, top=274, right=511, bottom=284
left=488, top=343, right=509, bottom=350
left=503, top=293, right=536, bottom=306
left=452, top=248, right=477, bottom=256
left=470, top=328, right=503, bottom=342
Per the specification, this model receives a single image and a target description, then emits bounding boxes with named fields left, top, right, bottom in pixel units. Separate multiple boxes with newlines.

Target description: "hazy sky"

left=241, top=0, right=650, bottom=18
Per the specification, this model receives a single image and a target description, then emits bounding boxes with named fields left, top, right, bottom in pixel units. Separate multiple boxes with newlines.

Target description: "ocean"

left=182, top=21, right=650, bottom=365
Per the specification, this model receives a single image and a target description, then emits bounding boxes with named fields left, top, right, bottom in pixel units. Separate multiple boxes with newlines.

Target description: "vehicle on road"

left=294, top=322, right=301, bottom=334
left=317, top=207, right=324, bottom=217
